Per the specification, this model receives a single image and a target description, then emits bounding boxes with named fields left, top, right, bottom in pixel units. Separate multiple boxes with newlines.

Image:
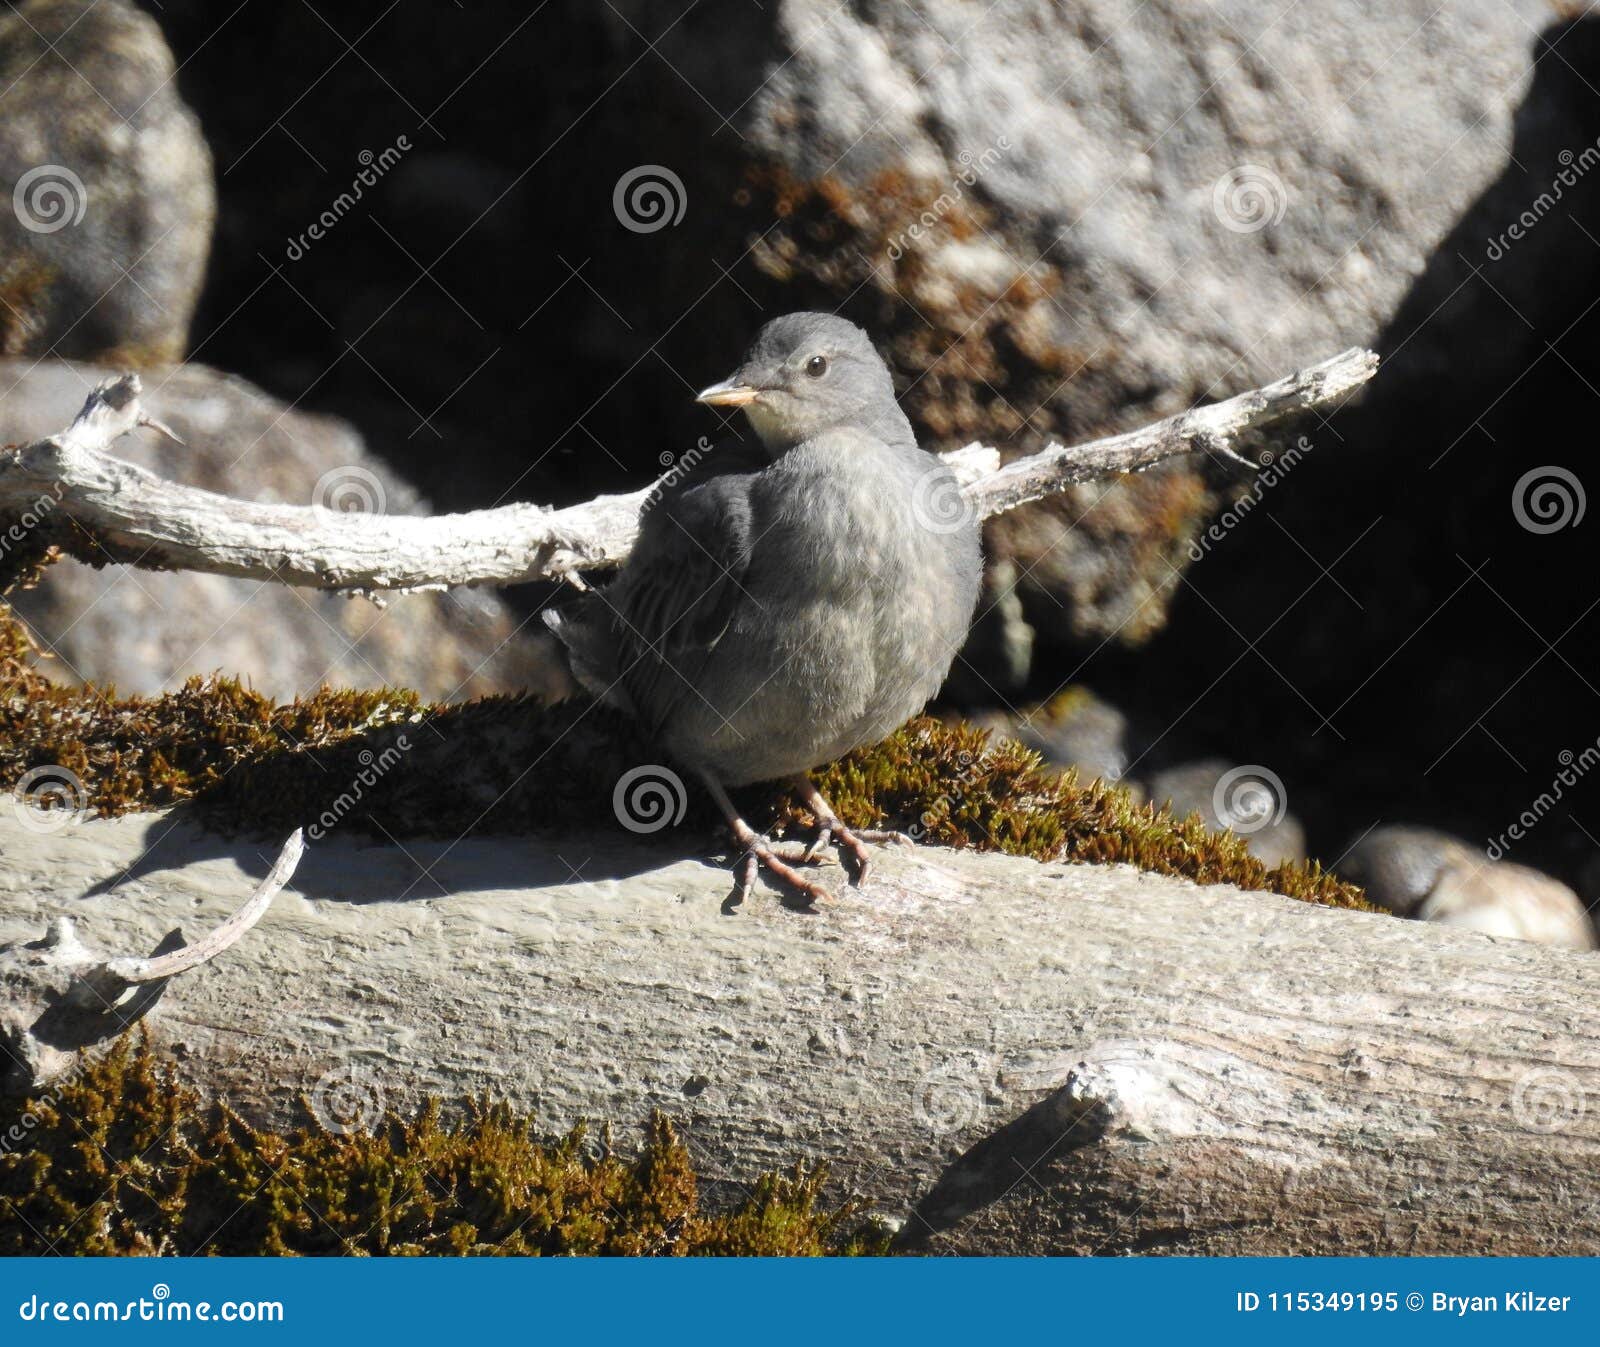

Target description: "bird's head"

left=695, top=312, right=906, bottom=452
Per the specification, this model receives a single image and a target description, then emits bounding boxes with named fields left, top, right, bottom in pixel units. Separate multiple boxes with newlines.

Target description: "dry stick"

left=98, top=829, right=305, bottom=985
left=0, top=348, right=1378, bottom=595
left=965, top=346, right=1378, bottom=518
left=9, top=830, right=307, bottom=1039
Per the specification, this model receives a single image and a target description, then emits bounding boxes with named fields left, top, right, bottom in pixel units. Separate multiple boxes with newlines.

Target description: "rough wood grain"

left=0, top=350, right=1376, bottom=593
left=1, top=805, right=1592, bottom=1255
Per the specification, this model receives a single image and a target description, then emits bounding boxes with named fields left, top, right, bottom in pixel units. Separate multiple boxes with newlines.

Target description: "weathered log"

left=0, top=349, right=1377, bottom=593
left=1, top=806, right=1593, bottom=1255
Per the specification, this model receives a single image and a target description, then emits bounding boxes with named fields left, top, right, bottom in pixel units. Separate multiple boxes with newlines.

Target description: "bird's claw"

left=810, top=824, right=915, bottom=888
left=801, top=825, right=834, bottom=863
left=727, top=835, right=831, bottom=909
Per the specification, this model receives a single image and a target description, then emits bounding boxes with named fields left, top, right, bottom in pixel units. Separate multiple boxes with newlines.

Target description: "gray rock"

left=729, top=0, right=1548, bottom=425
left=1145, top=759, right=1305, bottom=866
left=1336, top=825, right=1483, bottom=917
left=1010, top=688, right=1134, bottom=790
left=1337, top=825, right=1596, bottom=950
left=596, top=0, right=1560, bottom=648
left=0, top=0, right=214, bottom=363
left=1418, top=861, right=1596, bottom=952
left=0, top=360, right=554, bottom=700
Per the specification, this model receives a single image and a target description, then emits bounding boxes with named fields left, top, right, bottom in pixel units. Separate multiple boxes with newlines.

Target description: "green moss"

left=803, top=718, right=1367, bottom=909
left=0, top=600, right=1367, bottom=909
left=0, top=1037, right=887, bottom=1256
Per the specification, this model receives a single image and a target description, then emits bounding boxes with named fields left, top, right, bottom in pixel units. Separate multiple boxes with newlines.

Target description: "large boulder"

left=0, top=0, right=214, bottom=363
left=621, top=0, right=1558, bottom=646
left=0, top=360, right=553, bottom=700
left=1145, top=758, right=1306, bottom=867
left=130, top=1, right=1568, bottom=657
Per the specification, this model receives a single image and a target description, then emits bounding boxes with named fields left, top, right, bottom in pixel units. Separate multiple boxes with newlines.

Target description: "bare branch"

left=2, top=829, right=305, bottom=1093
left=99, top=828, right=305, bottom=985
left=966, top=346, right=1380, bottom=518
left=0, top=351, right=1377, bottom=594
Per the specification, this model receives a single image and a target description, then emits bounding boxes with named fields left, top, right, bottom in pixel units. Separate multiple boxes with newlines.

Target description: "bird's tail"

left=522, top=623, right=582, bottom=704
left=539, top=600, right=624, bottom=708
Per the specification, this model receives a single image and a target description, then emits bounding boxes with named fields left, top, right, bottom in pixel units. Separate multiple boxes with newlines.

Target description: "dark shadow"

left=893, top=1087, right=1098, bottom=1251
left=77, top=803, right=732, bottom=904
left=143, top=1, right=795, bottom=521
left=1066, top=15, right=1600, bottom=886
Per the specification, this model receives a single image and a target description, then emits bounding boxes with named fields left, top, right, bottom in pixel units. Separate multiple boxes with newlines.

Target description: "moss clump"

left=0, top=601, right=1366, bottom=908
left=0, top=1038, right=886, bottom=1256
left=803, top=719, right=1367, bottom=909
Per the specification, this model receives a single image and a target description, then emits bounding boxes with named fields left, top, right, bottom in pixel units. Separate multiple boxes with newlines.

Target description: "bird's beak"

left=695, top=377, right=760, bottom=407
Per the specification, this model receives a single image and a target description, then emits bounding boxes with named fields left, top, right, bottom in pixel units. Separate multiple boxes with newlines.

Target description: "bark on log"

left=2, top=807, right=1594, bottom=1255
left=0, top=349, right=1377, bottom=593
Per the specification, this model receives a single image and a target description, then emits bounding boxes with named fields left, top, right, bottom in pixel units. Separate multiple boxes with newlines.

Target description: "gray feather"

left=544, top=312, right=983, bottom=785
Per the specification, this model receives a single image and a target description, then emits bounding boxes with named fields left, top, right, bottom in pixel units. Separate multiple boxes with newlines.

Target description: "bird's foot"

left=812, top=823, right=914, bottom=886
left=700, top=774, right=832, bottom=910
left=793, top=778, right=913, bottom=887
left=728, top=827, right=830, bottom=910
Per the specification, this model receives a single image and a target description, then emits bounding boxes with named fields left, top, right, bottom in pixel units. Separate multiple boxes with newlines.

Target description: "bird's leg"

left=700, top=775, right=830, bottom=908
left=793, top=777, right=913, bottom=887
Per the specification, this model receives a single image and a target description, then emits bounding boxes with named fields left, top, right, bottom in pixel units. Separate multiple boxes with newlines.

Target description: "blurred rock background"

left=1, top=0, right=1597, bottom=943
left=0, top=360, right=545, bottom=697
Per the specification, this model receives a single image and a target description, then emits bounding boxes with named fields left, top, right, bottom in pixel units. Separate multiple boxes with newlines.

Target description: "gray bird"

left=546, top=312, right=983, bottom=905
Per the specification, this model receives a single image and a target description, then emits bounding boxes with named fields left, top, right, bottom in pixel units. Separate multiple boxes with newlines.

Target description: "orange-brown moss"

left=735, top=161, right=1113, bottom=450
left=0, top=1038, right=884, bottom=1256
left=0, top=601, right=1368, bottom=909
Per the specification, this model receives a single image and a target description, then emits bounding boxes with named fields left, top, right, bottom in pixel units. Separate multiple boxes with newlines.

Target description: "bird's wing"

left=602, top=468, right=758, bottom=739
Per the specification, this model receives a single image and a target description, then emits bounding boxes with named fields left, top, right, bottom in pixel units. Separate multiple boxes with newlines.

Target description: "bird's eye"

left=805, top=354, right=828, bottom=378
